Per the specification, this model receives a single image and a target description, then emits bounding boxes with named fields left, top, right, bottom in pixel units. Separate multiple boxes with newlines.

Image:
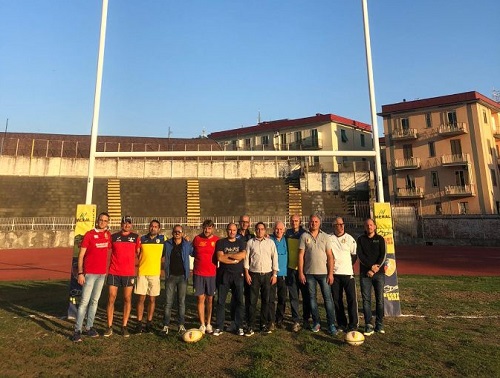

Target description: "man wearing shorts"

left=134, top=219, right=164, bottom=334
left=105, top=215, right=141, bottom=338
left=191, top=219, right=219, bottom=334
left=72, top=212, right=111, bottom=342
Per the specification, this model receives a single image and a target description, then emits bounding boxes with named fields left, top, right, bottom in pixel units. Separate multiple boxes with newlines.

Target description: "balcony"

left=438, top=122, right=468, bottom=136
left=444, top=184, right=476, bottom=197
left=493, top=128, right=500, bottom=139
left=393, top=157, right=421, bottom=170
left=396, top=187, right=424, bottom=198
left=392, top=128, right=418, bottom=141
left=286, top=136, right=323, bottom=150
left=441, top=153, right=470, bottom=166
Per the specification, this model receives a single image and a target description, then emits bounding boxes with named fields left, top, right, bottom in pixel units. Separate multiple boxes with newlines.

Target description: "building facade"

left=380, top=91, right=500, bottom=215
left=208, top=113, right=373, bottom=172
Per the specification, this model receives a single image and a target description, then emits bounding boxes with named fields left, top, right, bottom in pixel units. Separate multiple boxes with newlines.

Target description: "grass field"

left=0, top=276, right=499, bottom=377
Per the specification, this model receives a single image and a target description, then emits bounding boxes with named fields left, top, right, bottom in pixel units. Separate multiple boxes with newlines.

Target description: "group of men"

left=72, top=212, right=386, bottom=342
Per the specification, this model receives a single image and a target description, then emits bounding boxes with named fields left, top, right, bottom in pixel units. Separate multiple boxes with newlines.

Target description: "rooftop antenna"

left=167, top=126, right=173, bottom=140
left=493, top=89, right=500, bottom=102
left=201, top=128, right=206, bottom=138
left=258, top=111, right=261, bottom=124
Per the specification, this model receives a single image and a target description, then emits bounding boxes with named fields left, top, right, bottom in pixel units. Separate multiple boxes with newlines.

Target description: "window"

left=450, top=139, right=462, bottom=155
left=311, top=129, right=319, bottom=147
left=435, top=202, right=442, bottom=215
left=360, top=134, right=365, bottom=147
left=401, top=118, right=410, bottom=130
left=483, top=109, right=488, bottom=123
left=341, top=129, right=348, bottom=143
left=425, top=113, right=432, bottom=128
left=403, top=144, right=413, bottom=159
left=491, top=169, right=497, bottom=186
left=280, top=133, right=287, bottom=146
left=447, top=111, right=457, bottom=126
left=405, top=174, right=416, bottom=189
left=231, top=140, right=237, bottom=150
left=245, top=138, right=251, bottom=148
left=458, top=202, right=468, bottom=214
left=295, top=131, right=302, bottom=143
left=455, top=170, right=467, bottom=186
left=262, top=135, right=269, bottom=146
left=428, top=141, right=436, bottom=157
left=431, top=171, right=439, bottom=187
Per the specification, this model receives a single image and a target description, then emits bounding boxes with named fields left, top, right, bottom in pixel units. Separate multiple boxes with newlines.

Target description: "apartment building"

left=380, top=91, right=500, bottom=215
left=209, top=113, right=373, bottom=172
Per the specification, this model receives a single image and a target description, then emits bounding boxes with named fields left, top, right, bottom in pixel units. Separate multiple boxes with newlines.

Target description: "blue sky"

left=1, top=0, right=498, bottom=138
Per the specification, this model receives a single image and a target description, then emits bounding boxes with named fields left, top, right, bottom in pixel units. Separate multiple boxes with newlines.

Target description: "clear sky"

left=1, top=0, right=498, bottom=139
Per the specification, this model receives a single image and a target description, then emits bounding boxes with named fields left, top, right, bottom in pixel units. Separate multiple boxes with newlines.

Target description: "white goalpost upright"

left=85, top=0, right=385, bottom=204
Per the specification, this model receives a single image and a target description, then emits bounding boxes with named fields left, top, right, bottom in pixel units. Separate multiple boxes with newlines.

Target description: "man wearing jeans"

left=298, top=214, right=337, bottom=336
left=357, top=218, right=386, bottom=336
left=162, top=224, right=192, bottom=335
left=72, top=212, right=111, bottom=342
left=214, top=223, right=247, bottom=336
left=244, top=222, right=278, bottom=335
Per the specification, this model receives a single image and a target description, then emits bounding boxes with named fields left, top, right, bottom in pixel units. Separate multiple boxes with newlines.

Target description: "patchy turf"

left=0, top=276, right=499, bottom=377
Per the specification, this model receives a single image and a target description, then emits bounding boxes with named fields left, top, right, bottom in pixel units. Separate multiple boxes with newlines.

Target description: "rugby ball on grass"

left=181, top=328, right=204, bottom=343
left=345, top=331, right=365, bottom=346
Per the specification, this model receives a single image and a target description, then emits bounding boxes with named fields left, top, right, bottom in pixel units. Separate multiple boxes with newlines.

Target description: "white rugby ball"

left=181, top=328, right=204, bottom=343
left=344, top=331, right=365, bottom=346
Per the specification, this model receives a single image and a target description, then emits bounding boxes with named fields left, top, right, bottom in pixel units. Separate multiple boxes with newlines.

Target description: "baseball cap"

left=121, top=215, right=133, bottom=224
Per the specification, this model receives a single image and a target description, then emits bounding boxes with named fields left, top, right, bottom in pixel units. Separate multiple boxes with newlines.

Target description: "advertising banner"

left=67, top=204, right=97, bottom=319
left=373, top=202, right=401, bottom=316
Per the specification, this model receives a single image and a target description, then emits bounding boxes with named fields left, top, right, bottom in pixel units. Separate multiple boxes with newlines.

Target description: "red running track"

left=0, top=245, right=499, bottom=281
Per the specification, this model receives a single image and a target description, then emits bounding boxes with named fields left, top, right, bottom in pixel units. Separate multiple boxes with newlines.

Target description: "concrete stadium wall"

left=0, top=156, right=290, bottom=179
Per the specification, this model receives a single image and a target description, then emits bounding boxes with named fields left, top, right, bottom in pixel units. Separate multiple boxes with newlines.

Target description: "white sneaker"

left=162, top=325, right=169, bottom=335
left=199, top=325, right=206, bottom=334
left=206, top=324, right=213, bottom=334
left=178, top=325, right=186, bottom=334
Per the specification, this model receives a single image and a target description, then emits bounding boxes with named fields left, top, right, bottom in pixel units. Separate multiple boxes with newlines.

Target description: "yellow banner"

left=75, top=204, right=97, bottom=236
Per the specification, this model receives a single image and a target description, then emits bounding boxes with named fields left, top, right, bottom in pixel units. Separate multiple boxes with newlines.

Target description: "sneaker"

left=268, top=322, right=276, bottom=332
left=86, top=327, right=99, bottom=338
left=237, top=328, right=245, bottom=336
left=206, top=324, right=213, bottom=334
left=329, top=325, right=339, bottom=336
left=347, top=326, right=358, bottom=332
left=213, top=328, right=223, bottom=336
left=145, top=322, right=153, bottom=333
left=261, top=325, right=271, bottom=334
left=292, top=322, right=301, bottom=333
left=364, top=324, right=374, bottom=336
left=199, top=325, right=206, bottom=334
left=103, top=327, right=113, bottom=337
left=162, top=325, right=169, bottom=335
left=244, top=328, right=254, bottom=337
left=178, top=325, right=186, bottom=334
left=135, top=322, right=144, bottom=334
left=72, top=330, right=82, bottom=343
left=311, top=323, right=321, bottom=333
left=122, top=326, right=130, bottom=338
left=375, top=324, right=385, bottom=334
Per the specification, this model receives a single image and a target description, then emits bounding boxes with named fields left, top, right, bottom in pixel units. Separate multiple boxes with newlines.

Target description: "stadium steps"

left=288, top=184, right=302, bottom=216
left=186, top=179, right=200, bottom=226
left=107, top=179, right=122, bottom=227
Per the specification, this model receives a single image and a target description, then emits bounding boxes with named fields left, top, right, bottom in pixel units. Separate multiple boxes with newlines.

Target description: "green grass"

left=0, top=276, right=499, bottom=377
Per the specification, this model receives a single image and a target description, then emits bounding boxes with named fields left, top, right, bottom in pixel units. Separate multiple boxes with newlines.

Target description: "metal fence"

left=0, top=215, right=366, bottom=233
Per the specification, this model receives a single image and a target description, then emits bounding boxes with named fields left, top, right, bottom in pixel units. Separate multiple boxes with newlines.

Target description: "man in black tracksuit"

left=357, top=218, right=386, bottom=336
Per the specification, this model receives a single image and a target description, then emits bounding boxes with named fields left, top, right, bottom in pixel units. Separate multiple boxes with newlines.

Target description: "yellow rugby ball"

left=181, top=328, right=204, bottom=343
left=345, top=331, right=365, bottom=346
